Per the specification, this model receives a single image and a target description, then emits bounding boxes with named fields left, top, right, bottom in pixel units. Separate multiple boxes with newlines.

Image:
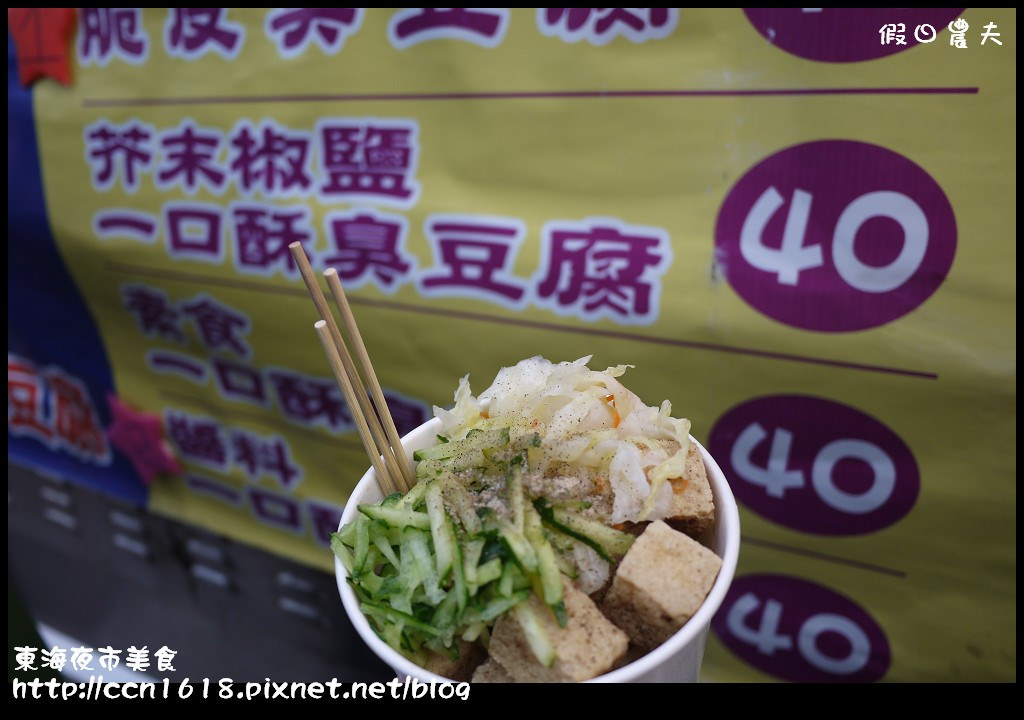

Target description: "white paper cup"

left=336, top=418, right=740, bottom=683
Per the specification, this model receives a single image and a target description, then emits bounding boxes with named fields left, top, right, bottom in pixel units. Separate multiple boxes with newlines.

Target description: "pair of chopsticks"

left=288, top=242, right=416, bottom=497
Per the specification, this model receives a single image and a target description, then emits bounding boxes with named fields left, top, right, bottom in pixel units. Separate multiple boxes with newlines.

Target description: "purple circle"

left=743, top=8, right=965, bottom=63
left=715, top=140, right=957, bottom=332
left=712, top=574, right=891, bottom=682
left=709, top=395, right=919, bottom=535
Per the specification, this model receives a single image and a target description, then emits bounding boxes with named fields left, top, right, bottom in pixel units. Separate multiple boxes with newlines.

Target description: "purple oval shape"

left=712, top=574, right=891, bottom=682
left=743, top=8, right=965, bottom=63
left=715, top=139, right=957, bottom=332
left=709, top=395, right=919, bottom=535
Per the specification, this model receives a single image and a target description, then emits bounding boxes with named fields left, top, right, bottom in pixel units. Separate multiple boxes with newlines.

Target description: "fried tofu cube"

left=665, top=442, right=715, bottom=538
left=422, top=640, right=485, bottom=682
left=602, top=520, right=722, bottom=649
left=619, top=443, right=715, bottom=540
left=471, top=658, right=515, bottom=683
left=489, top=578, right=628, bottom=682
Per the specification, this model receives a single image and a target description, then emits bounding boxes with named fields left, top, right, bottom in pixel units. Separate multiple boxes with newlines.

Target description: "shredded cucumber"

left=475, top=557, right=502, bottom=586
left=513, top=602, right=556, bottom=668
left=413, top=424, right=510, bottom=462
left=525, top=502, right=565, bottom=625
left=336, top=473, right=544, bottom=662
left=533, top=497, right=635, bottom=562
left=426, top=482, right=455, bottom=581
left=333, top=420, right=624, bottom=665
left=358, top=504, right=430, bottom=530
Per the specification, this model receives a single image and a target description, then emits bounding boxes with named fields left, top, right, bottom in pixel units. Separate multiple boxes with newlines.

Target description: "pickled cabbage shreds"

left=434, top=355, right=691, bottom=524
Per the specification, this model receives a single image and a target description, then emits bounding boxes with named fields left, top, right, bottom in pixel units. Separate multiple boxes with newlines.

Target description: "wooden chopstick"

left=289, top=242, right=410, bottom=495
left=324, top=268, right=417, bottom=489
left=313, top=321, right=397, bottom=497
left=289, top=243, right=406, bottom=492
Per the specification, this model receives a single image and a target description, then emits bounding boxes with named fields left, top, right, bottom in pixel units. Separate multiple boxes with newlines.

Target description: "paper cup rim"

left=336, top=417, right=740, bottom=683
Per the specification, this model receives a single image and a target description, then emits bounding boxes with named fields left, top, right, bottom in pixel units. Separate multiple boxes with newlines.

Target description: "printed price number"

left=733, top=424, right=896, bottom=514
left=713, top=574, right=891, bottom=682
left=740, top=187, right=929, bottom=294
left=709, top=395, right=919, bottom=535
left=715, top=140, right=956, bottom=332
